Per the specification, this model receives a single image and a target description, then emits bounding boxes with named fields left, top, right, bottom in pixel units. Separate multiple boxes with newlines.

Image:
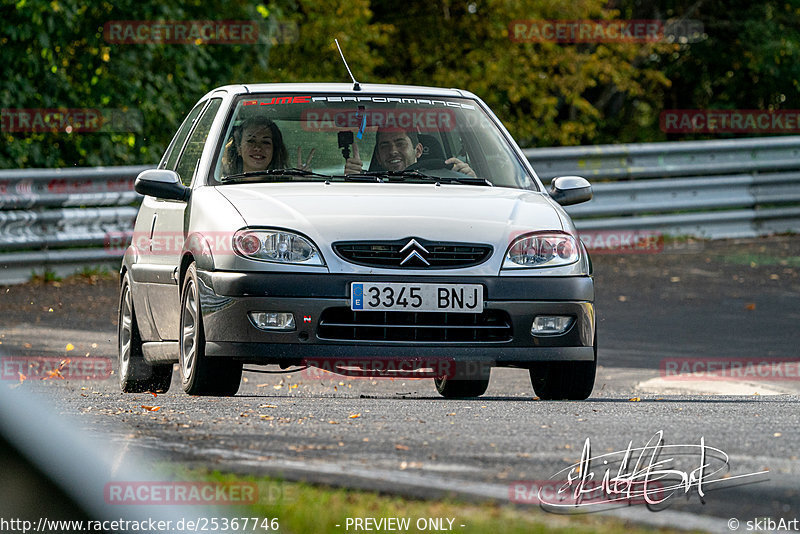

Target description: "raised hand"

left=297, top=146, right=316, bottom=170
left=344, top=141, right=363, bottom=175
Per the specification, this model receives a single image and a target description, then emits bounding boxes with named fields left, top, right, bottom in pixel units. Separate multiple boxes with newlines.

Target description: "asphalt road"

left=2, top=236, right=799, bottom=533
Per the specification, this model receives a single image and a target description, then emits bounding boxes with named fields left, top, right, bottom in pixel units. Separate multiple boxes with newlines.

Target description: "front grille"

left=317, top=307, right=512, bottom=342
left=333, top=238, right=493, bottom=269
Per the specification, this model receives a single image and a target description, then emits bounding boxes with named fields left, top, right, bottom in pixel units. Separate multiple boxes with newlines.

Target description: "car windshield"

left=212, top=93, right=537, bottom=190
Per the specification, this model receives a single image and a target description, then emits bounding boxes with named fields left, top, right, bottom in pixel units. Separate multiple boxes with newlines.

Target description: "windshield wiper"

left=341, top=174, right=384, bottom=182
left=221, top=168, right=332, bottom=182
left=346, top=169, right=492, bottom=186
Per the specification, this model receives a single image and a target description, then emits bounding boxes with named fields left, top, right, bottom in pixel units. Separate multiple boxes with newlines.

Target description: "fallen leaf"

left=349, top=413, right=361, bottom=419
left=628, top=397, right=641, bottom=402
left=150, top=392, right=157, bottom=398
left=259, top=404, right=277, bottom=409
left=18, top=372, right=27, bottom=383
left=745, top=303, right=756, bottom=310
left=446, top=412, right=456, bottom=416
left=260, top=415, right=275, bottom=420
left=328, top=420, right=339, bottom=424
left=140, top=405, right=160, bottom=412
left=618, top=295, right=627, bottom=302
left=273, top=384, right=283, bottom=390
left=395, top=444, right=410, bottom=451
left=773, top=432, right=782, bottom=437
left=290, top=384, right=298, bottom=389
left=43, top=370, right=64, bottom=381
left=256, top=383, right=269, bottom=388
left=670, top=277, right=680, bottom=282
left=65, top=343, right=75, bottom=352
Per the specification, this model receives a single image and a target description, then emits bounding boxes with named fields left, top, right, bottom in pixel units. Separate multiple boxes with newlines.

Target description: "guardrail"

left=1, top=135, right=799, bottom=284
left=526, top=135, right=800, bottom=238
left=0, top=166, right=149, bottom=284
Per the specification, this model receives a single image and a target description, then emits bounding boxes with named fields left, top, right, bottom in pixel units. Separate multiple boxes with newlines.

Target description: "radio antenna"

left=335, top=38, right=361, bottom=91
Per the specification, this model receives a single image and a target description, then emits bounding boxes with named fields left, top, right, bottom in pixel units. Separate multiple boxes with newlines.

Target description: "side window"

left=174, top=99, right=223, bottom=186
left=161, top=102, right=205, bottom=170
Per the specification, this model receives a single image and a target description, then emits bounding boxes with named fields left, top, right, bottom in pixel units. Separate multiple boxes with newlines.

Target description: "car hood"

left=216, top=182, right=564, bottom=241
left=213, top=182, right=573, bottom=275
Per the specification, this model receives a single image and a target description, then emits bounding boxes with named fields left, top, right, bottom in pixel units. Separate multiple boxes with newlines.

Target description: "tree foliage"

left=0, top=0, right=387, bottom=168
left=1, top=0, right=798, bottom=168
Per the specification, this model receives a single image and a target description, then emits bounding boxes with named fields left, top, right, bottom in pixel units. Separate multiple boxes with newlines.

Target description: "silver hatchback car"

left=118, top=83, right=595, bottom=399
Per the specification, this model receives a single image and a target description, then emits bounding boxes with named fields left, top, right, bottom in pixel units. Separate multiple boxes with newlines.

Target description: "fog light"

left=531, top=316, right=573, bottom=335
left=249, top=312, right=296, bottom=331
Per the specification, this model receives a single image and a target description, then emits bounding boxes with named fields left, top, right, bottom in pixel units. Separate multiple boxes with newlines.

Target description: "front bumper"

left=196, top=270, right=595, bottom=366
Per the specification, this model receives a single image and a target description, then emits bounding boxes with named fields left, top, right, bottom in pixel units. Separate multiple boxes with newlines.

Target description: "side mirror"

left=134, top=169, right=190, bottom=201
left=549, top=176, right=592, bottom=206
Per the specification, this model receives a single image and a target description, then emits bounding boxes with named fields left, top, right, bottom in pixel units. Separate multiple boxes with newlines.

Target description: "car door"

left=146, top=98, right=223, bottom=340
left=131, top=101, right=205, bottom=341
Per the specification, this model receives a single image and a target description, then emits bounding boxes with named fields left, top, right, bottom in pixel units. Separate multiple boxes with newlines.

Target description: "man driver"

left=344, top=129, right=476, bottom=177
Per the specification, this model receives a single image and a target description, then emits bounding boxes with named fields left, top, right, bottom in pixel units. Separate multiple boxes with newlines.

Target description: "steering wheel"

left=410, top=159, right=454, bottom=172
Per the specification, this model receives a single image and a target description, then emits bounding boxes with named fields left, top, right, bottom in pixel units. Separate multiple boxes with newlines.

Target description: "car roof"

left=201, top=83, right=474, bottom=101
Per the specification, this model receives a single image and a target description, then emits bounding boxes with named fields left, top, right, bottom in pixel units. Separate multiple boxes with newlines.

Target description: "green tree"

left=613, top=0, right=800, bottom=141
left=369, top=0, right=672, bottom=146
left=0, top=0, right=388, bottom=168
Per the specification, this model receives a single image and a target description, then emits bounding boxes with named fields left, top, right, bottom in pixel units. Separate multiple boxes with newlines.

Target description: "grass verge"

left=172, top=469, right=699, bottom=534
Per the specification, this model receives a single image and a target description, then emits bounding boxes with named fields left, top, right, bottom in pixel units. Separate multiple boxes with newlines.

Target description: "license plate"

left=351, top=282, right=484, bottom=313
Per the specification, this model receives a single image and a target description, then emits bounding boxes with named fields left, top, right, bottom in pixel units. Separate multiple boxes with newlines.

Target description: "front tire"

left=529, top=336, right=597, bottom=400
left=118, top=272, right=172, bottom=393
left=434, top=362, right=491, bottom=398
left=179, top=263, right=242, bottom=396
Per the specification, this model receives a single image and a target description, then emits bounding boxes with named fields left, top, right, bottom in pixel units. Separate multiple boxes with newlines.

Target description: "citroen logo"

left=399, top=238, right=430, bottom=266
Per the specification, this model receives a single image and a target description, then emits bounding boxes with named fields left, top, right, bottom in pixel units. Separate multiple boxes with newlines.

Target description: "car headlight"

left=233, top=229, right=324, bottom=265
left=502, top=232, right=579, bottom=269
